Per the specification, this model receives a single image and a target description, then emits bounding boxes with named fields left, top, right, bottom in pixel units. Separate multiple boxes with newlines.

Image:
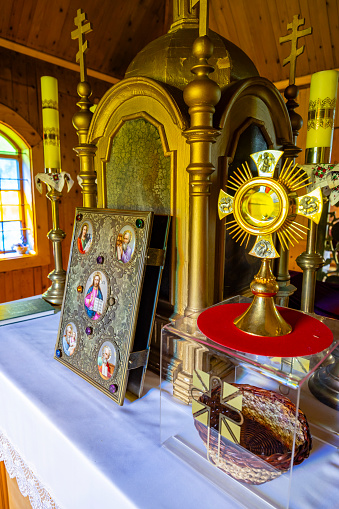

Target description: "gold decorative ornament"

left=279, top=14, right=312, bottom=86
left=125, top=0, right=258, bottom=92
left=276, top=15, right=312, bottom=307
left=71, top=8, right=92, bottom=83
left=218, top=150, right=323, bottom=336
left=305, top=70, right=339, bottom=163
left=190, top=0, right=208, bottom=37
left=307, top=97, right=336, bottom=131
left=72, top=9, right=97, bottom=209
left=183, top=11, right=221, bottom=315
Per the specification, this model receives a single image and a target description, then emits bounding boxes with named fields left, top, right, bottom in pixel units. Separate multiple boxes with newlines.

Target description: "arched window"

left=0, top=124, right=34, bottom=256
left=0, top=107, right=50, bottom=273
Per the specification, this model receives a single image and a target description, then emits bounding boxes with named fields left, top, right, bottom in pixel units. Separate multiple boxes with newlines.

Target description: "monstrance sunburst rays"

left=217, top=150, right=323, bottom=337
left=218, top=150, right=322, bottom=260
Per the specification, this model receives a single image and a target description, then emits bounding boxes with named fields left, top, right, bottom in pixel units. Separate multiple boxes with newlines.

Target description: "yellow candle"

left=41, top=76, right=61, bottom=172
left=306, top=70, right=338, bottom=162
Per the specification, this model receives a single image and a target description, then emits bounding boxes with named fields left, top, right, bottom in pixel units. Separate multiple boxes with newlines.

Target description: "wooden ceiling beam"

left=274, top=69, right=339, bottom=91
left=0, top=37, right=119, bottom=85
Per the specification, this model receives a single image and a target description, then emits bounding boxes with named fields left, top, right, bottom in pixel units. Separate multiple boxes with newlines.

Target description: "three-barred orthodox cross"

left=71, top=9, right=93, bottom=82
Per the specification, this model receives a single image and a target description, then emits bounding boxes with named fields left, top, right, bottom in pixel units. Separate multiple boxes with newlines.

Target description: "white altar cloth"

left=0, top=312, right=338, bottom=509
left=0, top=312, right=243, bottom=509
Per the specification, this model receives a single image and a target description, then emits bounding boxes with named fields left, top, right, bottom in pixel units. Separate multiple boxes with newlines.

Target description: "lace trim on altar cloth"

left=0, top=430, right=61, bottom=509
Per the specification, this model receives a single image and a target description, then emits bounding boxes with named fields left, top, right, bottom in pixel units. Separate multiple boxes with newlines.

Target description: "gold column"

left=72, top=9, right=97, bottom=208
left=296, top=70, right=338, bottom=312
left=73, top=81, right=97, bottom=208
left=275, top=84, right=302, bottom=306
left=41, top=76, right=67, bottom=306
left=183, top=34, right=221, bottom=315
left=276, top=15, right=312, bottom=307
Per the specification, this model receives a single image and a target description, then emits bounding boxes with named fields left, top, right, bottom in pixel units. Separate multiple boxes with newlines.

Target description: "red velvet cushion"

left=197, top=303, right=333, bottom=357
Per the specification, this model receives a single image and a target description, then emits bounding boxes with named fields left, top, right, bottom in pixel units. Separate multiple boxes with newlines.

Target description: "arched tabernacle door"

left=88, top=77, right=190, bottom=315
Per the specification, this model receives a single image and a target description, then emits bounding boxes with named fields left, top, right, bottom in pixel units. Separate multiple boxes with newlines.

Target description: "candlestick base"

left=308, top=346, right=339, bottom=411
left=42, top=268, right=66, bottom=307
left=41, top=185, right=68, bottom=308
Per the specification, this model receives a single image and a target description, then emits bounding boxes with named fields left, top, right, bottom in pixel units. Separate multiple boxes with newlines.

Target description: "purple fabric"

left=289, top=271, right=339, bottom=318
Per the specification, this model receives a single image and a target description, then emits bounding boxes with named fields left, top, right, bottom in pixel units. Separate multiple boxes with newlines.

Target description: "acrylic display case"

left=160, top=297, right=339, bottom=509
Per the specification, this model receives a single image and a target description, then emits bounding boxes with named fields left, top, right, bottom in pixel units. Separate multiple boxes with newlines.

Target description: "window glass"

left=1, top=190, right=21, bottom=207
left=0, top=159, right=20, bottom=190
left=0, top=136, right=17, bottom=155
left=0, top=129, right=34, bottom=255
left=0, top=221, right=22, bottom=252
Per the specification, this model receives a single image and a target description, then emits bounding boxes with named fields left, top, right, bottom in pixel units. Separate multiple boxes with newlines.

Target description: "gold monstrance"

left=218, top=150, right=322, bottom=337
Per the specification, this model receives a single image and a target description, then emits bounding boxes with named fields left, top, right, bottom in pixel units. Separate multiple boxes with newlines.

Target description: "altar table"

left=0, top=311, right=338, bottom=509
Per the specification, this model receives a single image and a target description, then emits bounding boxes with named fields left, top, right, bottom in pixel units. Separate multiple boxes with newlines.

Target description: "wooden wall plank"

left=33, top=266, right=43, bottom=295
left=211, top=0, right=242, bottom=53
left=0, top=462, right=9, bottom=509
left=267, top=0, right=290, bottom=82
left=15, top=0, right=36, bottom=44
left=26, top=59, right=40, bottom=135
left=0, top=274, right=5, bottom=304
left=312, top=0, right=334, bottom=70
left=38, top=1, right=72, bottom=51
left=1, top=0, right=339, bottom=86
left=26, top=0, right=51, bottom=48
left=327, top=0, right=339, bottom=70
left=0, top=46, right=110, bottom=303
left=4, top=271, right=14, bottom=303
left=0, top=51, right=14, bottom=108
left=11, top=268, right=34, bottom=299
left=248, top=0, right=282, bottom=82
left=41, top=265, right=51, bottom=294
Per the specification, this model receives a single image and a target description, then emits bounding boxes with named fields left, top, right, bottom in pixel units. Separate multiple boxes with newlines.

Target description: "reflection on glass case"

left=55, top=207, right=169, bottom=405
left=160, top=299, right=339, bottom=509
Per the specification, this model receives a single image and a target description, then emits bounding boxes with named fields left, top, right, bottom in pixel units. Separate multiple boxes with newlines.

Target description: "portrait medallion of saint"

left=62, top=322, right=77, bottom=356
left=97, top=341, right=117, bottom=380
left=77, top=221, right=93, bottom=254
left=84, top=271, right=108, bottom=321
left=116, top=225, right=136, bottom=264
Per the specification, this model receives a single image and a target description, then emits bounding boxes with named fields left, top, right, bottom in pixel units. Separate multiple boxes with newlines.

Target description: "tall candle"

left=41, top=76, right=61, bottom=172
left=305, top=70, right=339, bottom=163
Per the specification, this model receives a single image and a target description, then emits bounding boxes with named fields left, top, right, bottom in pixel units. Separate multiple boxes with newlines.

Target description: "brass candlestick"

left=43, top=184, right=66, bottom=306
left=305, top=69, right=339, bottom=410
left=40, top=76, right=69, bottom=306
left=35, top=171, right=73, bottom=306
left=297, top=70, right=338, bottom=312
